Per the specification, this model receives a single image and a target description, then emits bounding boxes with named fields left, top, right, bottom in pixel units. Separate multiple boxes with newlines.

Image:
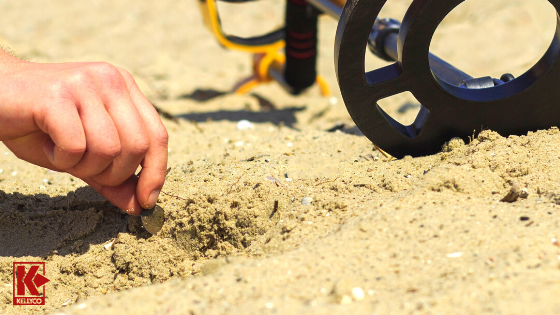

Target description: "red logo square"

left=12, top=262, right=50, bottom=306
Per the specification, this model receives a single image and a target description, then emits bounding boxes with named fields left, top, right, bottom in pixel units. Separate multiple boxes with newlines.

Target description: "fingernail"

left=147, top=190, right=160, bottom=208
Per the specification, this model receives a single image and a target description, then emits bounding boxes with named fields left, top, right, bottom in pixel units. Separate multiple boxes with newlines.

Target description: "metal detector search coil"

left=336, top=0, right=560, bottom=158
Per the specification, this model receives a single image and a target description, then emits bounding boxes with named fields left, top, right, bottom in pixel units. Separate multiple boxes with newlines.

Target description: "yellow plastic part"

left=315, top=75, right=331, bottom=96
left=258, top=51, right=285, bottom=81
left=234, top=78, right=262, bottom=95
left=233, top=50, right=283, bottom=95
left=201, top=0, right=285, bottom=54
left=233, top=51, right=331, bottom=96
left=198, top=1, right=213, bottom=31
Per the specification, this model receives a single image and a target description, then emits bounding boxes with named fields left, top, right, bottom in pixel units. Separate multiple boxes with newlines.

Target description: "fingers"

left=39, top=102, right=86, bottom=169
left=87, top=73, right=150, bottom=187
left=85, top=176, right=143, bottom=215
left=77, top=64, right=166, bottom=211
left=5, top=131, right=144, bottom=216
left=66, top=95, right=122, bottom=178
left=118, top=68, right=169, bottom=209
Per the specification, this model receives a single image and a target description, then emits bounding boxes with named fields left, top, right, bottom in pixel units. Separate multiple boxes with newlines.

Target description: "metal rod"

left=383, top=33, right=473, bottom=86
left=269, top=62, right=295, bottom=94
left=306, top=0, right=342, bottom=19
left=303, top=1, right=472, bottom=86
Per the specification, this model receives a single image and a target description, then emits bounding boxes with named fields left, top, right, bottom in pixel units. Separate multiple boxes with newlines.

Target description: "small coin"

left=141, top=205, right=165, bottom=235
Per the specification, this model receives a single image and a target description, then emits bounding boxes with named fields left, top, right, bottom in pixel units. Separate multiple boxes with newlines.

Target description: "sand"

left=0, top=0, right=559, bottom=314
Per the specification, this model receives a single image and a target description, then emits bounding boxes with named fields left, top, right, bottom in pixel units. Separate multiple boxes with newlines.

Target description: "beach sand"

left=1, top=0, right=559, bottom=314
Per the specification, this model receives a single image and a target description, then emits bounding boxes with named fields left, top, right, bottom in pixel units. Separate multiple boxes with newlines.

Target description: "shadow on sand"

left=0, top=187, right=144, bottom=258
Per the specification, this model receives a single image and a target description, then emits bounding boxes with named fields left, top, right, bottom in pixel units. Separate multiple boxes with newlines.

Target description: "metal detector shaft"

left=367, top=18, right=473, bottom=86
left=382, top=30, right=473, bottom=85
left=306, top=0, right=473, bottom=85
left=306, top=0, right=342, bottom=18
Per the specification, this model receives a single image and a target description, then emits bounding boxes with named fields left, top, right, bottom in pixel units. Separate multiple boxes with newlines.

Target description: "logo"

left=12, top=262, right=50, bottom=306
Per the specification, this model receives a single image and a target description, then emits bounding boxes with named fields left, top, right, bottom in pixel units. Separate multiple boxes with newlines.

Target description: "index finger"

left=118, top=69, right=169, bottom=209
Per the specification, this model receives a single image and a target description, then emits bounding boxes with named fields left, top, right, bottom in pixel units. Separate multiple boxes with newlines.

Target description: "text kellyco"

left=12, top=262, right=50, bottom=306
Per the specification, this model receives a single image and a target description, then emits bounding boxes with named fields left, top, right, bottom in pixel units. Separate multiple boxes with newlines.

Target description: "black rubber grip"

left=284, top=0, right=318, bottom=94
left=226, top=29, right=285, bottom=47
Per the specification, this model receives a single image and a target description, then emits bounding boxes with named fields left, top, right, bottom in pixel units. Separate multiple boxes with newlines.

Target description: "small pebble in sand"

left=552, top=238, right=559, bottom=247
left=0, top=169, right=3, bottom=173
left=287, top=142, right=293, bottom=147
left=265, top=302, right=274, bottom=309
left=328, top=97, right=338, bottom=106
left=352, top=287, right=365, bottom=301
left=266, top=176, right=281, bottom=185
left=332, top=278, right=363, bottom=304
left=501, top=182, right=522, bottom=203
left=104, top=241, right=114, bottom=250
left=446, top=252, right=463, bottom=258
left=236, top=120, right=254, bottom=130
left=235, top=141, right=244, bottom=147
left=302, top=197, right=313, bottom=205
left=520, top=216, right=530, bottom=221
left=11, top=171, right=17, bottom=176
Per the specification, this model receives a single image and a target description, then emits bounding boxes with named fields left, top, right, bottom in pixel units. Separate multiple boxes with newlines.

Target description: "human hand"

left=0, top=57, right=168, bottom=215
